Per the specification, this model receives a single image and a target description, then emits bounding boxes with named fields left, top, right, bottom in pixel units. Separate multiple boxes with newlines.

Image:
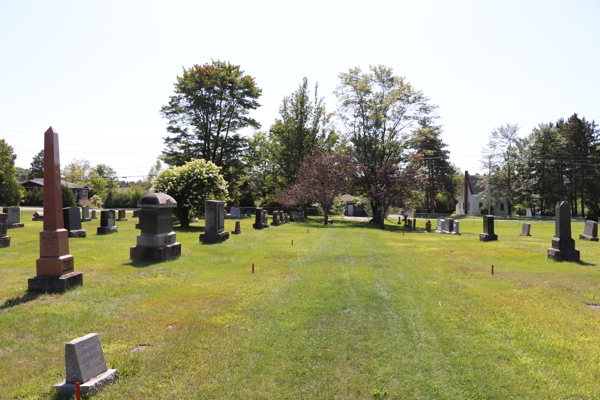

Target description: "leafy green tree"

left=160, top=60, right=261, bottom=201
left=151, top=159, right=229, bottom=227
left=244, top=131, right=280, bottom=206
left=28, top=149, right=44, bottom=179
left=15, top=167, right=30, bottom=182
left=334, top=65, right=438, bottom=224
left=270, top=77, right=339, bottom=187
left=410, top=120, right=457, bottom=213
left=92, top=164, right=118, bottom=190
left=61, top=185, right=76, bottom=207
left=62, top=159, right=91, bottom=184
left=0, top=140, right=23, bottom=206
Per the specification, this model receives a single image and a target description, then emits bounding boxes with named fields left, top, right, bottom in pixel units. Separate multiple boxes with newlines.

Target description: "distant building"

left=21, top=178, right=90, bottom=202
left=455, top=171, right=509, bottom=216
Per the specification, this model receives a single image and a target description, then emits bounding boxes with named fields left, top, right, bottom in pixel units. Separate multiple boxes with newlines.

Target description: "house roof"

left=20, top=178, right=90, bottom=189
left=468, top=175, right=485, bottom=195
left=341, top=194, right=353, bottom=203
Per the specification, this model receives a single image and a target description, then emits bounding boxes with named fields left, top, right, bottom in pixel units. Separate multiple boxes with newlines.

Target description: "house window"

left=500, top=203, right=504, bottom=211
left=479, top=203, right=483, bottom=209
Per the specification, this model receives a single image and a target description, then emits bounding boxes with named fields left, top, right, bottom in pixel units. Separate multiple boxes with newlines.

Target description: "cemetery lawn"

left=2, top=214, right=600, bottom=400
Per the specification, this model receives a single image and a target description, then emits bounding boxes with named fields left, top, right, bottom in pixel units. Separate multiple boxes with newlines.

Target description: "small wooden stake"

left=252, top=263, right=255, bottom=273
left=291, top=239, right=293, bottom=246
left=491, top=265, right=494, bottom=275
left=76, top=382, right=81, bottom=400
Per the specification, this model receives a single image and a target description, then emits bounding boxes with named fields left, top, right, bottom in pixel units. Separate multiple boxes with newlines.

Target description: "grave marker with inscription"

left=548, top=201, right=580, bottom=261
left=232, top=220, right=241, bottom=234
left=200, top=200, right=229, bottom=244
left=132, top=210, right=140, bottom=218
left=116, top=209, right=128, bottom=221
left=0, top=214, right=11, bottom=247
left=28, top=127, right=83, bottom=292
left=81, top=205, right=92, bottom=222
left=4, top=207, right=24, bottom=228
left=91, top=210, right=97, bottom=219
left=32, top=211, right=44, bottom=221
left=130, top=193, right=181, bottom=262
left=479, top=215, right=498, bottom=242
left=97, top=210, right=118, bottom=235
left=451, top=221, right=461, bottom=235
left=53, top=333, right=116, bottom=396
left=253, top=208, right=268, bottom=229
left=520, top=223, right=531, bottom=237
left=63, top=207, right=86, bottom=238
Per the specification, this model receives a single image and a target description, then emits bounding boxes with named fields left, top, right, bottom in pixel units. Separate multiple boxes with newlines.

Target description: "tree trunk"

left=302, top=203, right=308, bottom=218
left=323, top=211, right=328, bottom=226
left=178, top=207, right=190, bottom=228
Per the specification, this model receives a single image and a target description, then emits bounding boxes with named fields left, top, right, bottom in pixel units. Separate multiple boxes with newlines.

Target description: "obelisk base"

left=548, top=237, right=580, bottom=262
left=130, top=242, right=181, bottom=262
left=479, top=233, right=498, bottom=242
left=54, top=368, right=116, bottom=396
left=200, top=231, right=230, bottom=244
left=68, top=229, right=87, bottom=238
left=0, top=237, right=10, bottom=248
left=28, top=271, right=83, bottom=293
left=579, top=234, right=599, bottom=242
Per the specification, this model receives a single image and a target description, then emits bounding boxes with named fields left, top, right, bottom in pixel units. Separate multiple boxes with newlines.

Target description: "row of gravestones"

left=0, top=207, right=25, bottom=248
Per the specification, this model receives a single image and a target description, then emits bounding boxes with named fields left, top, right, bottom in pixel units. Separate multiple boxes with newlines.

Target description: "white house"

left=455, top=171, right=509, bottom=216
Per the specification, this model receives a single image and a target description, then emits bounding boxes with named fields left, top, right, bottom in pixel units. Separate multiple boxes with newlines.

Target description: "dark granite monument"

left=117, top=209, right=127, bottom=221
left=232, top=220, right=241, bottom=234
left=200, top=200, right=229, bottom=244
left=53, top=333, right=116, bottom=397
left=272, top=211, right=281, bottom=226
left=412, top=218, right=417, bottom=231
left=407, top=219, right=412, bottom=229
left=253, top=207, right=268, bottom=229
left=479, top=215, right=498, bottom=242
left=442, top=218, right=454, bottom=234
left=520, top=223, right=531, bottom=237
left=33, top=211, right=44, bottom=221
left=130, top=193, right=181, bottom=262
left=579, top=219, right=599, bottom=241
left=91, top=210, right=97, bottom=219
left=4, top=207, right=24, bottom=228
left=548, top=201, right=580, bottom=261
left=63, top=207, right=86, bottom=238
left=0, top=214, right=11, bottom=248
left=28, top=127, right=83, bottom=293
left=132, top=210, right=140, bottom=218
left=97, top=210, right=118, bottom=235
left=81, top=205, right=92, bottom=222
left=263, top=210, right=269, bottom=227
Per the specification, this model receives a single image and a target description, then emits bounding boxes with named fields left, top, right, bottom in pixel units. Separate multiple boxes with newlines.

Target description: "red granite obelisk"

left=28, top=127, right=83, bottom=292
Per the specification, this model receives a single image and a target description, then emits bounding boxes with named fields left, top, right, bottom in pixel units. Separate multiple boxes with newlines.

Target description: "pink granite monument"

left=28, top=127, right=83, bottom=292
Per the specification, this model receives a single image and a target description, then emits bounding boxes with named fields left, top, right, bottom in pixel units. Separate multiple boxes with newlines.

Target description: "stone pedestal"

left=0, top=214, right=10, bottom=247
left=479, top=233, right=498, bottom=242
left=130, top=193, right=181, bottom=263
left=97, top=226, right=118, bottom=235
left=0, top=236, right=11, bottom=248
left=200, top=231, right=230, bottom=244
left=97, top=210, right=118, bottom=235
left=28, top=271, right=83, bottom=293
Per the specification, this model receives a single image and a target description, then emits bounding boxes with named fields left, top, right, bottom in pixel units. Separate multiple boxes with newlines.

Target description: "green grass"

left=1, top=213, right=600, bottom=399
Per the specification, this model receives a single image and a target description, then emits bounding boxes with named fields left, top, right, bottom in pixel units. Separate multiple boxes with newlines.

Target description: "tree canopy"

left=0, top=140, right=23, bottom=206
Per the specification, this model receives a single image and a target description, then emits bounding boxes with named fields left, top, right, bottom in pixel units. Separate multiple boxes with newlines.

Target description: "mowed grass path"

left=1, top=213, right=600, bottom=399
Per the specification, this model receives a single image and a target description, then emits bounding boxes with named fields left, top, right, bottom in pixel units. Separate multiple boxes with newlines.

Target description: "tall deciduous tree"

left=270, top=78, right=338, bottom=187
left=0, top=140, right=23, bottom=206
left=92, top=164, right=119, bottom=190
left=160, top=60, right=262, bottom=202
left=28, top=149, right=44, bottom=179
left=62, top=159, right=91, bottom=184
left=334, top=65, right=438, bottom=224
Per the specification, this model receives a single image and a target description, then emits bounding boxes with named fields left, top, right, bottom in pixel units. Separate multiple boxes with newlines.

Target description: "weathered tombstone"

left=263, top=210, right=270, bottom=227
left=520, top=223, right=531, bottom=237
left=451, top=221, right=461, bottom=235
left=403, top=215, right=408, bottom=226
left=53, top=333, right=116, bottom=396
left=81, top=205, right=92, bottom=222
left=272, top=211, right=281, bottom=226
left=526, top=208, right=533, bottom=217
left=116, top=209, right=127, bottom=221
left=442, top=218, right=454, bottom=234
left=479, top=215, right=498, bottom=242
left=0, top=214, right=11, bottom=247
left=230, top=207, right=242, bottom=218
left=435, top=219, right=442, bottom=233
left=412, top=218, right=417, bottom=231
left=91, top=210, right=97, bottom=219
left=200, top=200, right=230, bottom=244
left=407, top=219, right=412, bottom=229
left=425, top=220, right=432, bottom=232
left=28, top=127, right=83, bottom=293
left=32, top=211, right=44, bottom=221
left=63, top=207, right=86, bottom=238
left=398, top=216, right=402, bottom=225
left=3, top=207, right=24, bottom=228
left=253, top=208, right=265, bottom=229
left=130, top=193, right=181, bottom=262
left=285, top=213, right=289, bottom=223
left=97, top=210, right=118, bottom=235
left=579, top=220, right=599, bottom=241
left=132, top=210, right=140, bottom=218
left=232, top=220, right=241, bottom=235
left=548, top=201, right=580, bottom=261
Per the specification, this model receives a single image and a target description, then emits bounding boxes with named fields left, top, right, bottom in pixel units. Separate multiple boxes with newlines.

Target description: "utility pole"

left=487, top=155, right=492, bottom=215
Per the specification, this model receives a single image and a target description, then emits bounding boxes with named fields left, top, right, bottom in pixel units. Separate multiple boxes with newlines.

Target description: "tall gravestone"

left=116, top=209, right=127, bottom=221
left=0, top=214, right=10, bottom=247
left=548, top=201, right=580, bottom=261
left=130, top=193, right=181, bottom=262
left=253, top=207, right=268, bottom=229
left=435, top=219, right=442, bottom=233
left=53, top=333, right=116, bottom=396
left=232, top=220, right=241, bottom=234
left=91, top=210, right=97, bottom=219
left=28, top=127, right=83, bottom=292
left=579, top=220, right=599, bottom=241
left=81, top=205, right=92, bottom=222
left=97, top=210, right=118, bottom=235
left=263, top=210, right=269, bottom=227
left=63, top=207, right=86, bottom=238
left=520, top=223, right=531, bottom=236
left=200, top=200, right=229, bottom=244
left=4, top=207, right=24, bottom=228
left=479, top=215, right=498, bottom=242
left=451, top=221, right=461, bottom=235
left=412, top=218, right=417, bottom=231
left=272, top=211, right=281, bottom=226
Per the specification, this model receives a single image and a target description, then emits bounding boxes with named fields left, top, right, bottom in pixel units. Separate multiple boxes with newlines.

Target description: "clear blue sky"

left=1, top=0, right=598, bottom=180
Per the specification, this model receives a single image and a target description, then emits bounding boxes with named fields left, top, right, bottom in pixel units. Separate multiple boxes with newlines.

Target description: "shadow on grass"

left=294, top=217, right=424, bottom=233
left=173, top=225, right=204, bottom=233
left=123, top=259, right=176, bottom=268
left=577, top=260, right=596, bottom=266
left=1, top=291, right=43, bottom=310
